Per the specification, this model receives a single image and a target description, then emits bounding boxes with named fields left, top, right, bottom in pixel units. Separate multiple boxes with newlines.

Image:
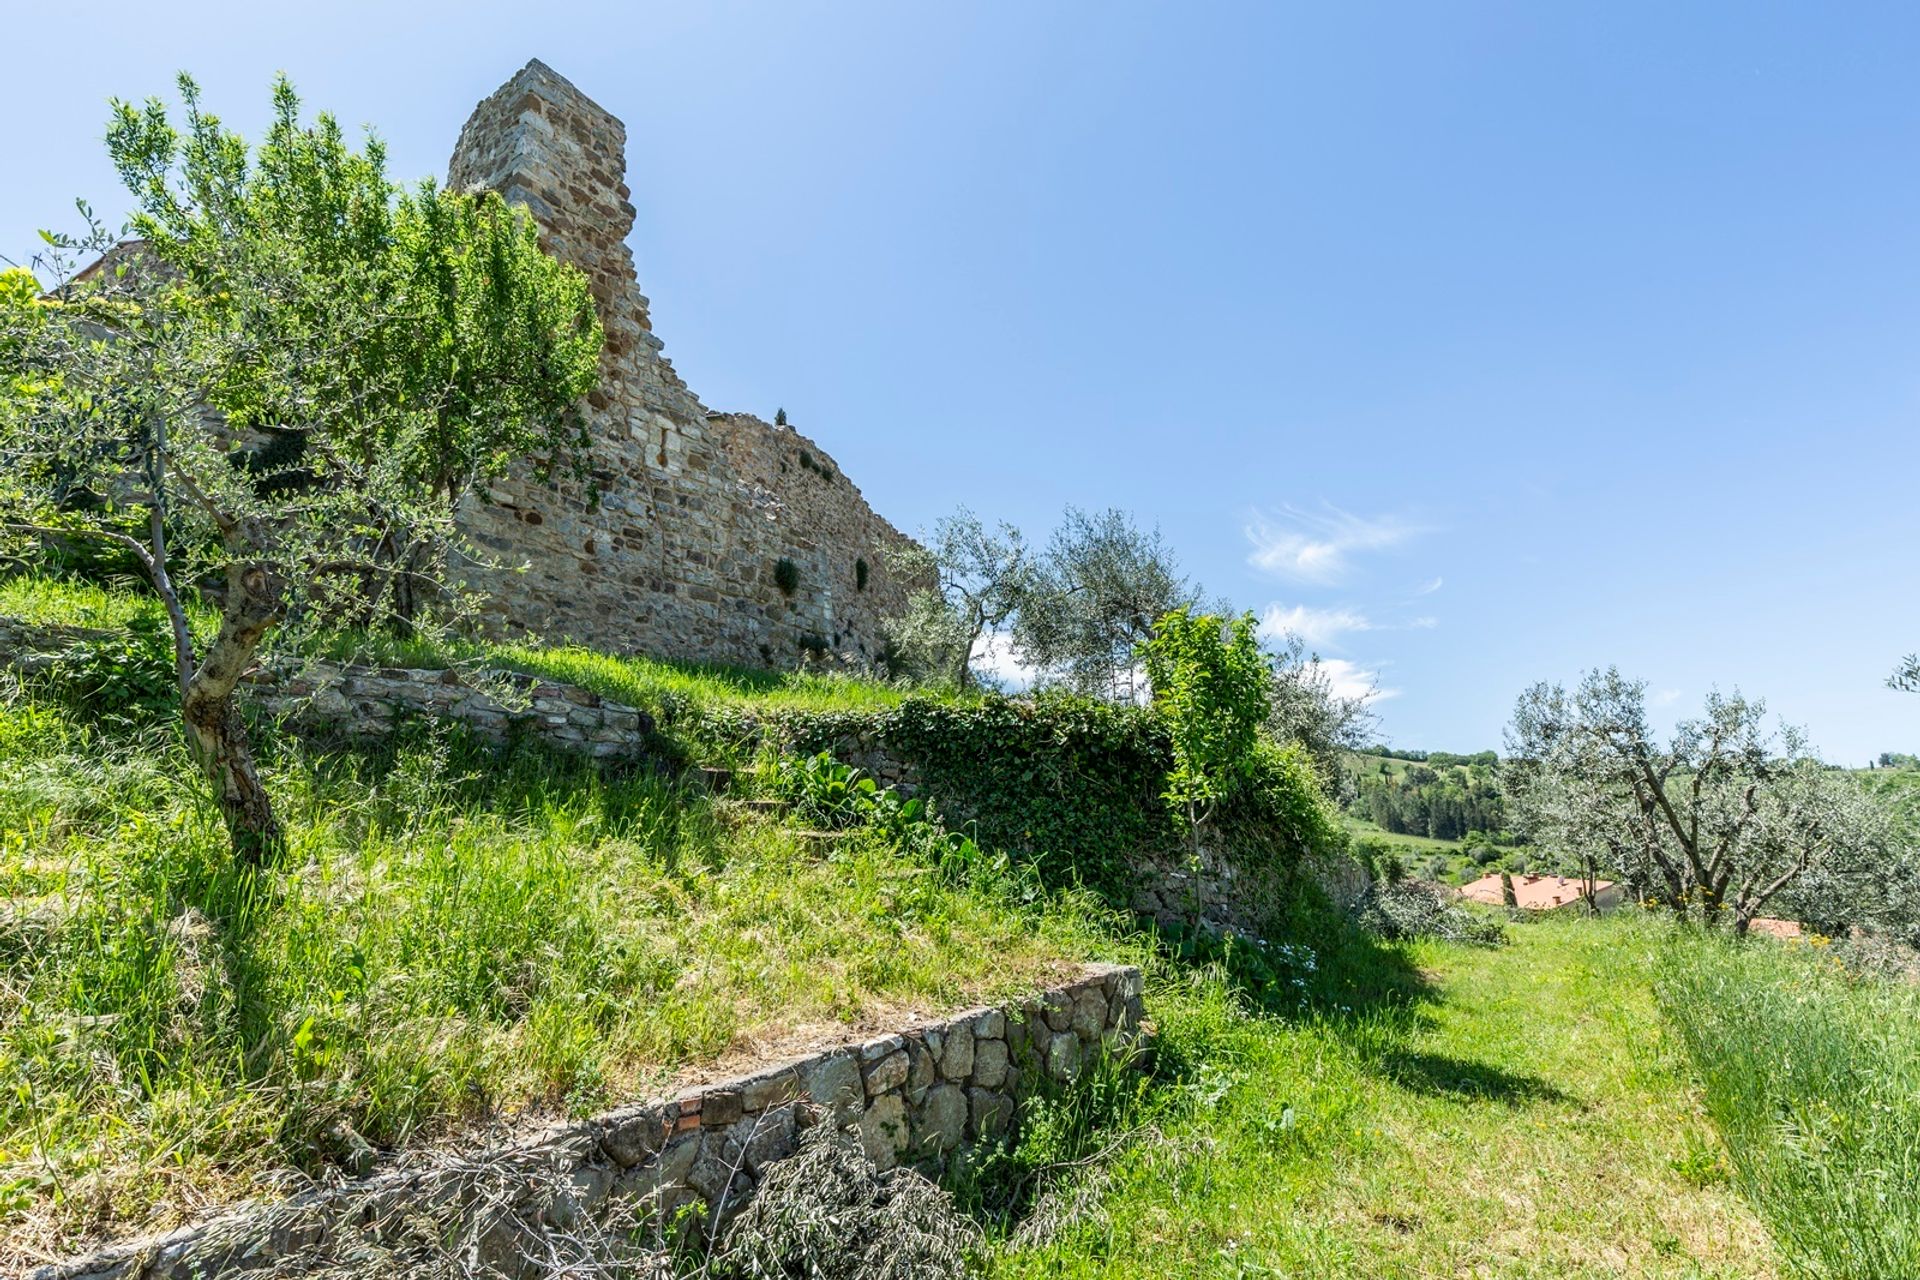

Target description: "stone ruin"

left=445, top=60, right=920, bottom=669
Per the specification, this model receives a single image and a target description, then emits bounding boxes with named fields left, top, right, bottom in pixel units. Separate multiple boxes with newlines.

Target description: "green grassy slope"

left=0, top=577, right=1114, bottom=1263
left=994, top=916, right=1776, bottom=1279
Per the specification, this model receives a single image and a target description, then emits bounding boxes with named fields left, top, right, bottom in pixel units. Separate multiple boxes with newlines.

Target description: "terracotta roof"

left=1456, top=872, right=1615, bottom=911
left=1746, top=917, right=1804, bottom=940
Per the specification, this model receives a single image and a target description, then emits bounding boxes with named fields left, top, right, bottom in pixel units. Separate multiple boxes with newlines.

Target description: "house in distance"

left=1457, top=872, right=1625, bottom=914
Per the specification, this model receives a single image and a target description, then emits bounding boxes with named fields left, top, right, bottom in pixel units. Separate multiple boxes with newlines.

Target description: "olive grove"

left=1504, top=668, right=1893, bottom=935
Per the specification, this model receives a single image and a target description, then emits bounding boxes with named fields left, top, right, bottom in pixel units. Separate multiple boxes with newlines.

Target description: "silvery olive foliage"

left=709, top=1123, right=976, bottom=1279
left=885, top=505, right=1197, bottom=699
left=883, top=506, right=1033, bottom=690
left=0, top=74, right=601, bottom=860
left=1264, top=631, right=1377, bottom=798
left=1014, top=506, right=1197, bottom=701
left=1504, top=668, right=1895, bottom=934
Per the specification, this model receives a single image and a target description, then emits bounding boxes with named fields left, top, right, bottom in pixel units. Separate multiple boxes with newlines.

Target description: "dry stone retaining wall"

left=259, top=660, right=655, bottom=761
left=0, top=619, right=658, bottom=763
left=34, top=964, right=1145, bottom=1280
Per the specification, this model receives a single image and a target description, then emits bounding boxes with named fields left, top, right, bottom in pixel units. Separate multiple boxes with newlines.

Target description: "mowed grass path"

left=997, top=918, right=1776, bottom=1279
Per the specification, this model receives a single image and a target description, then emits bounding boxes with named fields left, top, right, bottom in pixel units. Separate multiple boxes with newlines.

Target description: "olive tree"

left=0, top=76, right=601, bottom=860
left=1265, top=633, right=1377, bottom=797
left=1893, top=654, right=1919, bottom=693
left=883, top=507, right=1032, bottom=689
left=1504, top=668, right=1887, bottom=934
left=1015, top=506, right=1196, bottom=700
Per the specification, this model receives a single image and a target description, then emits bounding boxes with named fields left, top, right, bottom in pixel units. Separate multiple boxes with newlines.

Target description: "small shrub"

left=1356, top=880, right=1505, bottom=946
left=771, top=751, right=887, bottom=829
left=774, top=406, right=788, bottom=426
left=710, top=1122, right=976, bottom=1279
left=774, top=558, right=800, bottom=595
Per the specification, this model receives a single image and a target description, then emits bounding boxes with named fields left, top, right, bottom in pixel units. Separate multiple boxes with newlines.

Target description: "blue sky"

left=7, top=1, right=1917, bottom=761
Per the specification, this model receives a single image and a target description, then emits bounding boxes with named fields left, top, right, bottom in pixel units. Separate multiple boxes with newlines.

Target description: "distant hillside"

left=1345, top=750, right=1505, bottom=843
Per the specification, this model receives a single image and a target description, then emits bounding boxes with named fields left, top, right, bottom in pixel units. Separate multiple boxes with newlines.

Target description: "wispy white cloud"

left=1318, top=657, right=1398, bottom=704
left=1414, top=576, right=1444, bottom=596
left=1257, top=602, right=1374, bottom=648
left=1257, top=602, right=1439, bottom=650
left=1245, top=505, right=1423, bottom=584
left=969, top=630, right=1150, bottom=702
left=1651, top=688, right=1684, bottom=707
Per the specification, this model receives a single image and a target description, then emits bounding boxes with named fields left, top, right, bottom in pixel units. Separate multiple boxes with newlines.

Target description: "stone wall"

left=445, top=61, right=922, bottom=671
left=0, top=619, right=658, bottom=763
left=34, top=964, right=1145, bottom=1280
left=781, top=721, right=1368, bottom=939
left=260, top=661, right=655, bottom=761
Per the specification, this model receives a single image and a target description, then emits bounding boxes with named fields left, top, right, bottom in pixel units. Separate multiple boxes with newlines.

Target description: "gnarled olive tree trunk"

left=180, top=562, right=284, bottom=862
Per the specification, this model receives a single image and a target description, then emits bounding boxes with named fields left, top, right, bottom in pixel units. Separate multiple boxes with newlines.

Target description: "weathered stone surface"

left=545, top=1164, right=612, bottom=1229
left=857, top=1094, right=909, bottom=1171
left=31, top=956, right=1146, bottom=1280
left=443, top=60, right=927, bottom=671
left=687, top=1142, right=736, bottom=1204
left=703, top=1089, right=744, bottom=1127
left=617, top=1133, right=700, bottom=1203
left=938, top=1022, right=975, bottom=1080
left=969, top=1088, right=1015, bottom=1139
left=916, top=1084, right=969, bottom=1155
left=1046, top=1030, right=1083, bottom=1083
left=734, top=1106, right=798, bottom=1174
left=800, top=1052, right=864, bottom=1122
left=1040, top=990, right=1074, bottom=1032
left=859, top=1033, right=906, bottom=1062
left=599, top=1104, right=671, bottom=1168
left=973, top=1008, right=1005, bottom=1040
left=972, top=1037, right=1010, bottom=1089
left=1071, top=987, right=1108, bottom=1040
left=740, top=1066, right=803, bottom=1112
left=864, top=1050, right=910, bottom=1095
left=905, top=1036, right=936, bottom=1093
left=244, top=659, right=657, bottom=762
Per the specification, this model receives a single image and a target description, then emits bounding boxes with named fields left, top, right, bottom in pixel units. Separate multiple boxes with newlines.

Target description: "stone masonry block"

left=938, top=1022, right=974, bottom=1081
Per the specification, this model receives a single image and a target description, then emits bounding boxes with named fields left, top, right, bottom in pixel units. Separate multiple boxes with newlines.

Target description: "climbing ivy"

left=759, top=690, right=1345, bottom=912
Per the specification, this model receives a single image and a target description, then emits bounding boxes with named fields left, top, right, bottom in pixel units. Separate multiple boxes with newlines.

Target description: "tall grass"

left=1656, top=933, right=1920, bottom=1278
left=0, top=572, right=932, bottom=722
left=0, top=699, right=1119, bottom=1262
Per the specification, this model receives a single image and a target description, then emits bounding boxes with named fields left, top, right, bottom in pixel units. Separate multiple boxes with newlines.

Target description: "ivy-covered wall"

left=724, top=693, right=1349, bottom=936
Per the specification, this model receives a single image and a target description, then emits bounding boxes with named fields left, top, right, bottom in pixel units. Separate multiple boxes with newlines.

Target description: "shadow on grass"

left=1370, top=1048, right=1574, bottom=1106
left=1154, top=881, right=1440, bottom=1027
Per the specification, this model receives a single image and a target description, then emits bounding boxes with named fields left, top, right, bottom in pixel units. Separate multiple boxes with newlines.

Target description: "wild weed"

left=1656, top=933, right=1920, bottom=1278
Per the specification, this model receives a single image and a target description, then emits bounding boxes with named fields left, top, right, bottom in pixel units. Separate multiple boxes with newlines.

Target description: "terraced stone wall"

left=35, top=965, right=1146, bottom=1280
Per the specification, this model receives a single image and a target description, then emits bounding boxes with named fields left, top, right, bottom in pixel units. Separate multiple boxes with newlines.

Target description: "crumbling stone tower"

left=446, top=59, right=919, bottom=668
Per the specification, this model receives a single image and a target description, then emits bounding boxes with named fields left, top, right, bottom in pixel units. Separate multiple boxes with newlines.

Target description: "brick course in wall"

left=33, top=964, right=1146, bottom=1280
left=445, top=60, right=924, bottom=671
